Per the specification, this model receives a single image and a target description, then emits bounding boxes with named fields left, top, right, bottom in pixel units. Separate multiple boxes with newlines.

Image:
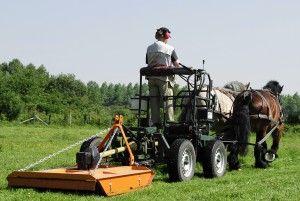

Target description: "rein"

left=221, top=121, right=279, bottom=147
left=257, top=121, right=280, bottom=145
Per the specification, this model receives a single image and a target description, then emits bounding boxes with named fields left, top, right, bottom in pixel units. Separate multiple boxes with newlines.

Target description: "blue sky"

left=0, top=0, right=299, bottom=94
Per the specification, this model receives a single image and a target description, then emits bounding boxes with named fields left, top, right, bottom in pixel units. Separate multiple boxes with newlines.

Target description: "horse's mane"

left=263, top=80, right=283, bottom=95
left=263, top=80, right=279, bottom=88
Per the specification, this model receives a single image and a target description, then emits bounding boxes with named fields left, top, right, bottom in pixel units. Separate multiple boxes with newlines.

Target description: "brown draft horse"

left=223, top=81, right=284, bottom=169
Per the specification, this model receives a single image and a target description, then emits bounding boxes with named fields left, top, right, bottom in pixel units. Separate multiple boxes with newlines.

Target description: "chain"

left=18, top=128, right=109, bottom=171
left=92, top=128, right=118, bottom=173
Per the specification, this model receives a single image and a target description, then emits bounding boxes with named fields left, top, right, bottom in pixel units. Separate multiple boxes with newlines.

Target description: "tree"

left=125, top=83, right=135, bottom=105
left=0, top=91, right=22, bottom=121
left=99, top=82, right=108, bottom=104
left=282, top=93, right=300, bottom=123
left=87, top=81, right=103, bottom=106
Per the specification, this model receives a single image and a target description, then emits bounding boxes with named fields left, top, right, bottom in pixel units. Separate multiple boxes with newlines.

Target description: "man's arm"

left=173, top=60, right=180, bottom=68
left=171, top=50, right=180, bottom=68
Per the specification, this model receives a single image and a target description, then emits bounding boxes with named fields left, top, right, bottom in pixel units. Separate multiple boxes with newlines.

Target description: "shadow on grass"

left=5, top=185, right=104, bottom=197
left=36, top=188, right=102, bottom=197
left=152, top=164, right=209, bottom=182
left=194, top=172, right=205, bottom=178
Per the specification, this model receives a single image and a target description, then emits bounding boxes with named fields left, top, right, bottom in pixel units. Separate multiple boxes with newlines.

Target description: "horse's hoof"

left=229, top=167, right=240, bottom=171
left=265, top=151, right=276, bottom=162
left=255, top=162, right=268, bottom=169
left=229, top=163, right=241, bottom=170
left=266, top=149, right=278, bottom=160
left=270, top=150, right=278, bottom=158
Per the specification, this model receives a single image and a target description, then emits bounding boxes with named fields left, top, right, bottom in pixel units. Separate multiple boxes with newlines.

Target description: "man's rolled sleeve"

left=171, top=50, right=178, bottom=62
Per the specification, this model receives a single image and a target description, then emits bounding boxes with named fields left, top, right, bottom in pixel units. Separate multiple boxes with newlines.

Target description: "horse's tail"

left=232, top=90, right=252, bottom=155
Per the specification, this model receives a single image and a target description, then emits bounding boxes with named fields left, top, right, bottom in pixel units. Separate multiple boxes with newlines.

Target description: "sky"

left=0, top=0, right=299, bottom=94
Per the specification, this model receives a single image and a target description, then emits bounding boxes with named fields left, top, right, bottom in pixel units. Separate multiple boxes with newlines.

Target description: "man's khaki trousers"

left=148, top=79, right=174, bottom=124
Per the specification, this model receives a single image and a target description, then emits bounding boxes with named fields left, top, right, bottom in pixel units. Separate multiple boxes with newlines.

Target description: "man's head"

left=155, top=27, right=171, bottom=42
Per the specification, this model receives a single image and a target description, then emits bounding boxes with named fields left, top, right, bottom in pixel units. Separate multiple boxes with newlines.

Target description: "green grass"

left=0, top=124, right=299, bottom=201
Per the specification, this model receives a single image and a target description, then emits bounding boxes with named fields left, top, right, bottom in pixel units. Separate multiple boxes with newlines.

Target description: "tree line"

left=0, top=59, right=149, bottom=126
left=0, top=59, right=299, bottom=125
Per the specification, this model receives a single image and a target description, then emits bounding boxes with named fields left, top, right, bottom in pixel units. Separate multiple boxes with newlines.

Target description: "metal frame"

left=130, top=66, right=216, bottom=165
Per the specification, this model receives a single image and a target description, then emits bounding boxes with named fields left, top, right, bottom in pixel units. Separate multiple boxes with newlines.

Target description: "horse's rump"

left=250, top=90, right=281, bottom=120
left=212, top=88, right=234, bottom=119
left=248, top=90, right=283, bottom=133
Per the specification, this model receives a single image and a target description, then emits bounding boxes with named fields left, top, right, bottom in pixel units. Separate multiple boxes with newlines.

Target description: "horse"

left=179, top=81, right=250, bottom=131
left=222, top=80, right=284, bottom=169
left=212, top=81, right=250, bottom=125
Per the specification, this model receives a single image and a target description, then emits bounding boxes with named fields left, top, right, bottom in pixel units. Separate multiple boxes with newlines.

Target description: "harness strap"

left=214, top=110, right=229, bottom=120
left=257, top=121, right=279, bottom=145
left=255, top=90, right=272, bottom=118
left=249, top=114, right=276, bottom=123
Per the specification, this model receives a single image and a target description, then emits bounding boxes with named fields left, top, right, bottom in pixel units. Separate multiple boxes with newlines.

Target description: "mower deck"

left=7, top=165, right=154, bottom=196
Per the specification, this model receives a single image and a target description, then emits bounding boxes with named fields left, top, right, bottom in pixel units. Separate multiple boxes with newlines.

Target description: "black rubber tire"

left=80, top=136, right=102, bottom=152
left=77, top=136, right=103, bottom=170
left=167, top=139, right=196, bottom=182
left=202, top=140, right=227, bottom=178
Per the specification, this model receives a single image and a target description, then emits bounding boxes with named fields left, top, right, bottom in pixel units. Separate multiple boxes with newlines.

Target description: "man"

left=146, top=27, right=180, bottom=126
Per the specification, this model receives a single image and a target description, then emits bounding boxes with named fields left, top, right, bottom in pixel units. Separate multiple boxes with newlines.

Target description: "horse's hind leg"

left=228, top=143, right=241, bottom=170
left=270, top=126, right=283, bottom=158
left=254, top=141, right=268, bottom=168
left=254, top=129, right=268, bottom=168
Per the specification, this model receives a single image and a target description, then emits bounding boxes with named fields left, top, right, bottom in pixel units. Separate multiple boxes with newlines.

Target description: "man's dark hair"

left=155, top=27, right=171, bottom=39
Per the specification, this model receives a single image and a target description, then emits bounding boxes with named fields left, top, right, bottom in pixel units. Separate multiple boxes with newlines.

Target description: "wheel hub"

left=181, top=149, right=193, bottom=177
left=214, top=148, right=225, bottom=174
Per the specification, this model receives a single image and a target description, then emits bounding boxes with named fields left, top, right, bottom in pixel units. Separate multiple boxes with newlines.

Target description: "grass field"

left=0, top=124, right=299, bottom=201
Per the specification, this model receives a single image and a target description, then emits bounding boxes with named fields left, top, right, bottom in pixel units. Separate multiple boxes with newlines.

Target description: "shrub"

left=281, top=93, right=300, bottom=124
